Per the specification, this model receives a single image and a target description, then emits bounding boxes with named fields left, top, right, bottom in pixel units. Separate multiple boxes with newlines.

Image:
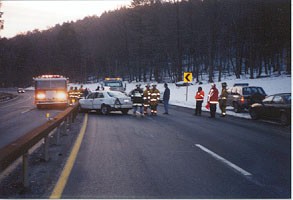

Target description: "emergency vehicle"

left=33, top=75, right=68, bottom=109
left=102, top=78, right=125, bottom=92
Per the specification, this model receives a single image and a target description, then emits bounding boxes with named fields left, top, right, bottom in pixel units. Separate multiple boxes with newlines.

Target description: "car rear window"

left=243, top=87, right=266, bottom=95
left=107, top=91, right=127, bottom=98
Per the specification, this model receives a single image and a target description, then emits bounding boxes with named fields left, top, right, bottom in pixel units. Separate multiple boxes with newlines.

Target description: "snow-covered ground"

left=67, top=74, right=291, bottom=119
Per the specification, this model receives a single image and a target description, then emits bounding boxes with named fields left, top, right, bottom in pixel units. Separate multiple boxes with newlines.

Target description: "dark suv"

left=227, top=83, right=267, bottom=113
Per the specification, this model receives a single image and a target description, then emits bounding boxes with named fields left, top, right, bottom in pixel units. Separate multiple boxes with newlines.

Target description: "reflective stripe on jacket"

left=150, top=88, right=160, bottom=105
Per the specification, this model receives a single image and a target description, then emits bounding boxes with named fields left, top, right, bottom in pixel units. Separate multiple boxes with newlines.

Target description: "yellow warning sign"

left=184, top=72, right=192, bottom=83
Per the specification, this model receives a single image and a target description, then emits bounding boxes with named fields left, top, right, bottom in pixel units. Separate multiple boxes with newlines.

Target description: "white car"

left=79, top=91, right=132, bottom=115
left=175, top=81, right=193, bottom=87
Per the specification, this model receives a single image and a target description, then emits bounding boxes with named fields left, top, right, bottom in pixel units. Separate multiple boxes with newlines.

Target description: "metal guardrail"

left=0, top=103, right=79, bottom=187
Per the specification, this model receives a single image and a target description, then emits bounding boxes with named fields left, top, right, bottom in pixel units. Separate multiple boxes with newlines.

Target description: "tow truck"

left=102, top=78, right=125, bottom=92
left=33, top=75, right=69, bottom=109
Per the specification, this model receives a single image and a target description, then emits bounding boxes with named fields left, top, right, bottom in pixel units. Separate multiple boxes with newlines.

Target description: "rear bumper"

left=35, top=100, right=68, bottom=105
left=112, top=104, right=132, bottom=110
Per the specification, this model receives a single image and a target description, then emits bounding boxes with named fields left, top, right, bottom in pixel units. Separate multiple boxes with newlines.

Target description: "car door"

left=270, top=95, right=284, bottom=120
left=82, top=93, right=95, bottom=109
left=92, top=92, right=105, bottom=109
left=261, top=95, right=274, bottom=119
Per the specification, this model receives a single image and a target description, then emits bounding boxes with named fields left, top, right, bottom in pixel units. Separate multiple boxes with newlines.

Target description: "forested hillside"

left=0, top=0, right=290, bottom=87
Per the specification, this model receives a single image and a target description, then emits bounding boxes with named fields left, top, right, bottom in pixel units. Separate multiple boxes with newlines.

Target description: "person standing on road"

left=143, top=84, right=151, bottom=115
left=195, top=86, right=204, bottom=116
left=207, top=83, right=219, bottom=118
left=68, top=86, right=75, bottom=104
left=149, top=83, right=160, bottom=115
left=84, top=88, right=89, bottom=98
left=130, top=84, right=144, bottom=116
left=78, top=85, right=85, bottom=98
left=219, top=82, right=228, bottom=117
left=163, top=83, right=170, bottom=114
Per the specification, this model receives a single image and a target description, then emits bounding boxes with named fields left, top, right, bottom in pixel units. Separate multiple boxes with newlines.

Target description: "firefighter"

left=78, top=85, right=85, bottom=98
left=195, top=86, right=204, bottom=116
left=149, top=83, right=160, bottom=115
left=73, top=86, right=79, bottom=100
left=68, top=86, right=75, bottom=104
left=219, top=82, right=228, bottom=117
left=207, top=83, right=219, bottom=118
left=143, top=84, right=151, bottom=115
left=130, top=84, right=144, bottom=116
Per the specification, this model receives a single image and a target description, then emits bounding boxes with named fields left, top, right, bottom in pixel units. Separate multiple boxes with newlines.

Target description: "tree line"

left=0, top=0, right=290, bottom=87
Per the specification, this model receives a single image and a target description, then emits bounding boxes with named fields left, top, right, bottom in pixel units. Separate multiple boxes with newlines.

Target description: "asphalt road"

left=0, top=90, right=64, bottom=149
left=59, top=105, right=291, bottom=198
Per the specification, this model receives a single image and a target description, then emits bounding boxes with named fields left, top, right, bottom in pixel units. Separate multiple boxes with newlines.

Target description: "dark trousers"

left=210, top=103, right=217, bottom=118
left=163, top=99, right=169, bottom=113
left=195, top=101, right=203, bottom=115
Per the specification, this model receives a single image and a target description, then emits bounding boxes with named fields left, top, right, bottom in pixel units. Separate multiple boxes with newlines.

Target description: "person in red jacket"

left=207, top=83, right=219, bottom=118
left=195, top=86, right=204, bottom=116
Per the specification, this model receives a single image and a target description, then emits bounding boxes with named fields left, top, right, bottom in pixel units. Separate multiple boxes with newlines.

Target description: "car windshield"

left=243, top=87, right=266, bottom=95
left=36, top=80, right=66, bottom=89
left=282, top=94, right=291, bottom=104
left=107, top=91, right=127, bottom=98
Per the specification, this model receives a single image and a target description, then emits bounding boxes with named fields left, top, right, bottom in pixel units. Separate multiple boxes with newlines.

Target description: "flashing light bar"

left=105, top=77, right=122, bottom=81
left=34, top=75, right=66, bottom=79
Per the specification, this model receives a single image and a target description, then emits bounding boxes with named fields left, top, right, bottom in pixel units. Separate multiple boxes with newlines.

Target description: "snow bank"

left=65, top=74, right=291, bottom=119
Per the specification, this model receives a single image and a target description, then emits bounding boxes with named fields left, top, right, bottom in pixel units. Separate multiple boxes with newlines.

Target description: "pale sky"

left=0, top=0, right=131, bottom=38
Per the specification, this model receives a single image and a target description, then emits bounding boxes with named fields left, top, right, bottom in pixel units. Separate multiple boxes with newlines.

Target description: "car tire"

left=233, top=102, right=241, bottom=113
left=249, top=108, right=259, bottom=120
left=101, top=105, right=110, bottom=115
left=121, top=109, right=129, bottom=115
left=280, top=112, right=289, bottom=126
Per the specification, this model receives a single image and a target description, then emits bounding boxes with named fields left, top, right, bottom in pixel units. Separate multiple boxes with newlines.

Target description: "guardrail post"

left=63, top=119, right=68, bottom=135
left=66, top=117, right=70, bottom=130
left=44, top=136, right=49, bottom=161
left=70, top=112, right=74, bottom=123
left=22, top=151, right=29, bottom=188
left=55, top=125, right=61, bottom=145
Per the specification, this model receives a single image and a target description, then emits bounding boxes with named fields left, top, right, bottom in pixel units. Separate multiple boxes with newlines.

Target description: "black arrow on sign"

left=185, top=73, right=191, bottom=82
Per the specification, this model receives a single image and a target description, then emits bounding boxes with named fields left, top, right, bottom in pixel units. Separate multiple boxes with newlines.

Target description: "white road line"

left=0, top=95, right=32, bottom=108
left=195, top=144, right=252, bottom=177
left=21, top=109, right=32, bottom=114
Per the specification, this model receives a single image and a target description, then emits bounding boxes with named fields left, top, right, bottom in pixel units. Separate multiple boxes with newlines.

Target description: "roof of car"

left=271, top=93, right=291, bottom=96
left=233, top=83, right=249, bottom=86
left=91, top=90, right=122, bottom=93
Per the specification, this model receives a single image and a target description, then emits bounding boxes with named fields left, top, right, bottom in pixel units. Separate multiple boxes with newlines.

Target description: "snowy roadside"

left=114, top=75, right=291, bottom=119
left=26, top=74, right=290, bottom=120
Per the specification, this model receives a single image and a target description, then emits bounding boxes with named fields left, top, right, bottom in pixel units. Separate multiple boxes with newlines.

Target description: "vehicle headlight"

left=56, top=92, right=67, bottom=100
left=36, top=93, right=46, bottom=100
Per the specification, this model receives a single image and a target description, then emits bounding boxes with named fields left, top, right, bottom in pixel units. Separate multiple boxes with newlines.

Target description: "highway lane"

left=59, top=105, right=291, bottom=198
left=0, top=90, right=65, bottom=149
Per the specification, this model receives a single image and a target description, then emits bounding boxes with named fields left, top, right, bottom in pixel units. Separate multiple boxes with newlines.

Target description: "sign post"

left=183, top=72, right=192, bottom=101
